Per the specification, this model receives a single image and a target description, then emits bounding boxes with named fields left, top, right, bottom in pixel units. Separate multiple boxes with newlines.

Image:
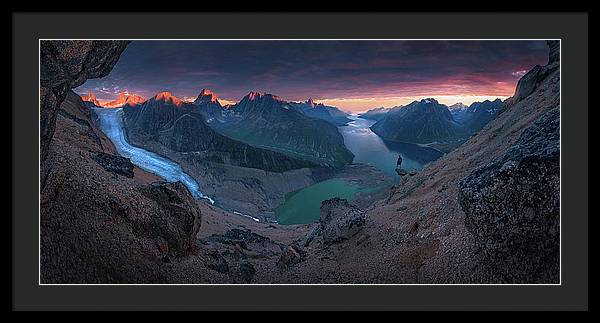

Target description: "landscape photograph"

left=39, top=39, right=561, bottom=284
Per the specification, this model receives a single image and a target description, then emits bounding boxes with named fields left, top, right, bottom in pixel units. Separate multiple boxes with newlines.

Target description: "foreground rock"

left=459, top=107, right=560, bottom=283
left=304, top=198, right=367, bottom=246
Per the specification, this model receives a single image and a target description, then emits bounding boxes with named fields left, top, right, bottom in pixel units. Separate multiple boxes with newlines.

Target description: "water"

left=275, top=115, right=444, bottom=224
left=339, top=116, right=444, bottom=180
left=93, top=108, right=214, bottom=203
left=275, top=179, right=378, bottom=225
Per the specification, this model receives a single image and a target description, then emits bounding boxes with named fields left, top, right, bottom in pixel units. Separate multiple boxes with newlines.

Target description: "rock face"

left=139, top=182, right=203, bottom=257
left=217, top=92, right=354, bottom=167
left=40, top=40, right=129, bottom=161
left=459, top=106, right=560, bottom=283
left=371, top=98, right=464, bottom=144
left=102, top=91, right=146, bottom=108
left=317, top=198, right=367, bottom=245
left=81, top=91, right=101, bottom=108
left=123, top=92, right=317, bottom=172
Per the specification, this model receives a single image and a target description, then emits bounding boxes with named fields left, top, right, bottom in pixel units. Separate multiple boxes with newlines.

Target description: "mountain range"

left=123, top=91, right=317, bottom=172
left=82, top=88, right=355, bottom=167
left=194, top=91, right=354, bottom=167
left=81, top=91, right=146, bottom=108
left=369, top=98, right=503, bottom=146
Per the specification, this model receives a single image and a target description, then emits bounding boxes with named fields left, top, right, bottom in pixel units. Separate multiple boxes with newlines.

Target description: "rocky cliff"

left=455, top=41, right=560, bottom=282
left=193, top=89, right=225, bottom=122
left=459, top=107, right=560, bottom=283
left=40, top=40, right=129, bottom=162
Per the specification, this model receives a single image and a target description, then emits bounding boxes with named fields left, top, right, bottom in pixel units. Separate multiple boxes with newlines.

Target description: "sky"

left=75, top=40, right=549, bottom=113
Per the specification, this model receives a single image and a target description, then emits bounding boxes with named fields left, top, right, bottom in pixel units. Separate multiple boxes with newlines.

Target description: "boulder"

left=319, top=198, right=367, bottom=245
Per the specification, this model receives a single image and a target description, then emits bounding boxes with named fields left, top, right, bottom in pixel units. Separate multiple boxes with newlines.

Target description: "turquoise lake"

left=275, top=115, right=444, bottom=224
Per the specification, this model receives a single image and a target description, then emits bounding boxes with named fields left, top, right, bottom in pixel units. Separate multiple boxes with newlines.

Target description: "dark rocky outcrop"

left=456, top=99, right=503, bottom=133
left=458, top=107, right=560, bottom=283
left=40, top=40, right=129, bottom=162
left=202, top=228, right=273, bottom=250
left=91, top=152, right=135, bottom=178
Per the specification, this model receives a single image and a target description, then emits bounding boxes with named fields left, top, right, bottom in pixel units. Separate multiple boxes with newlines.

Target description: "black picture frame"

left=12, top=12, right=588, bottom=311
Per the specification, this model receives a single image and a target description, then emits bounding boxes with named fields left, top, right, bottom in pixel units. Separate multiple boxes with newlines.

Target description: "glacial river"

left=93, top=108, right=214, bottom=203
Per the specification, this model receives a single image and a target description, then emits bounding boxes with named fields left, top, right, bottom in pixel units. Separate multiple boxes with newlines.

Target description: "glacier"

left=93, top=108, right=214, bottom=204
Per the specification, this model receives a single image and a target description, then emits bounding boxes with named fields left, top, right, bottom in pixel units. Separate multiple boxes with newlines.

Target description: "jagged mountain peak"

left=152, top=91, right=184, bottom=106
left=418, top=98, right=439, bottom=105
left=448, top=102, right=468, bottom=110
left=193, top=89, right=221, bottom=107
left=198, top=89, right=219, bottom=102
left=244, top=91, right=283, bottom=102
left=81, top=91, right=100, bottom=106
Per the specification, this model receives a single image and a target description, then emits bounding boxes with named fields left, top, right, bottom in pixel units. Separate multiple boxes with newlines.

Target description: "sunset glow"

left=76, top=40, right=548, bottom=112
